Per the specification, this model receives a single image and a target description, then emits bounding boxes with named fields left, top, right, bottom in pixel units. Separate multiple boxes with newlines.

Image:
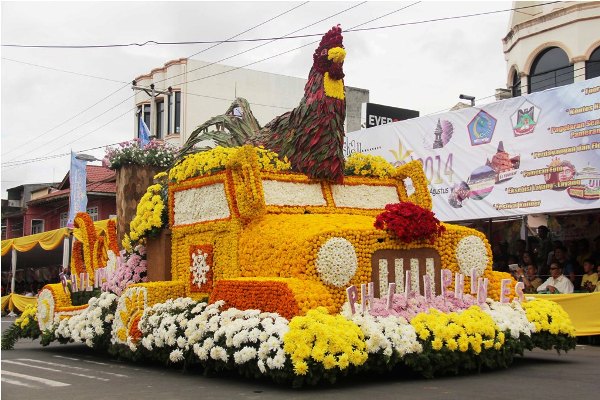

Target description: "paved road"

left=1, top=317, right=597, bottom=399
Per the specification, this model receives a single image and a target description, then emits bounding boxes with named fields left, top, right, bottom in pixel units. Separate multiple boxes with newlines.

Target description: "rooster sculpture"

left=176, top=25, right=347, bottom=183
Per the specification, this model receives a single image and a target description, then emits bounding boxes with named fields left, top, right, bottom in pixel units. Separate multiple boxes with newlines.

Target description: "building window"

left=59, top=212, right=68, bottom=228
left=86, top=206, right=99, bottom=221
left=156, top=99, right=164, bottom=139
left=528, top=47, right=573, bottom=93
left=511, top=71, right=521, bottom=98
left=174, top=91, right=181, bottom=134
left=586, top=47, right=600, bottom=80
left=31, top=219, right=44, bottom=234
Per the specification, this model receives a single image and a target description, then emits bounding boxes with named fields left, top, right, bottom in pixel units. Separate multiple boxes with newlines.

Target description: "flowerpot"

left=146, top=229, right=172, bottom=282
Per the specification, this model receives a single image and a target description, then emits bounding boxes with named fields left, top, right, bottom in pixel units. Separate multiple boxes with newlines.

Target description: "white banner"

left=345, top=77, right=600, bottom=222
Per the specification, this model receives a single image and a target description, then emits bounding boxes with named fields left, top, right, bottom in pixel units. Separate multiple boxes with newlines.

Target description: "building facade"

left=133, top=58, right=369, bottom=146
left=1, top=165, right=117, bottom=240
left=503, top=1, right=600, bottom=96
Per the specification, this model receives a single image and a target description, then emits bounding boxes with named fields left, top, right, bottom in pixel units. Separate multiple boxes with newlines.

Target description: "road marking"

left=18, top=358, right=128, bottom=378
left=53, top=355, right=138, bottom=370
left=1, top=376, right=37, bottom=388
left=52, top=355, right=80, bottom=361
left=2, top=360, right=110, bottom=381
left=2, top=370, right=70, bottom=387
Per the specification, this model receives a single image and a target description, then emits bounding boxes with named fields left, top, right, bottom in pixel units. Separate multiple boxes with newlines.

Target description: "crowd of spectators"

left=493, top=229, right=600, bottom=294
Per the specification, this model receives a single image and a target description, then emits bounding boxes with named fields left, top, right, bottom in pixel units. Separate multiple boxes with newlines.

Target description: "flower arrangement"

left=25, top=293, right=577, bottom=386
left=344, top=153, right=396, bottom=178
left=101, top=246, right=148, bottom=296
left=54, top=292, right=118, bottom=349
left=375, top=202, right=446, bottom=244
left=104, top=139, right=177, bottom=170
left=522, top=298, right=576, bottom=352
left=124, top=181, right=168, bottom=248
left=283, top=307, right=368, bottom=384
left=168, top=145, right=290, bottom=184
left=1, top=304, right=41, bottom=350
left=368, top=292, right=479, bottom=320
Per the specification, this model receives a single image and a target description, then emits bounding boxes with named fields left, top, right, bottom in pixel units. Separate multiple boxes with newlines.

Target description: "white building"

left=503, top=1, right=600, bottom=96
left=133, top=58, right=369, bottom=146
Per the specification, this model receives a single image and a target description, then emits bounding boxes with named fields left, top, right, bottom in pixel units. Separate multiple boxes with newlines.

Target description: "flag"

left=139, top=114, right=151, bottom=147
left=67, top=151, right=88, bottom=228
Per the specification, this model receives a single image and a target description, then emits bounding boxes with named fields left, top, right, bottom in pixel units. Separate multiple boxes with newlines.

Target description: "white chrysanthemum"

left=315, top=237, right=358, bottom=287
left=169, top=349, right=185, bottom=363
left=456, top=235, right=488, bottom=276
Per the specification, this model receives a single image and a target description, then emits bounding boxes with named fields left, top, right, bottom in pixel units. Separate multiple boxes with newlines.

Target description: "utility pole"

left=131, top=80, right=171, bottom=138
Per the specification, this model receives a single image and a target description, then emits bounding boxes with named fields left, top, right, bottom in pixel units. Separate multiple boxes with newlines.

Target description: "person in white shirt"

left=537, top=262, right=574, bottom=294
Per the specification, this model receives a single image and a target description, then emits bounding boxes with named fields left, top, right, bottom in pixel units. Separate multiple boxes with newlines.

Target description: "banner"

left=67, top=151, right=88, bottom=228
left=345, top=77, right=600, bottom=222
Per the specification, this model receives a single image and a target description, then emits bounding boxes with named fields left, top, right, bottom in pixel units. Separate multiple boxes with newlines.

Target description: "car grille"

left=371, top=248, right=441, bottom=297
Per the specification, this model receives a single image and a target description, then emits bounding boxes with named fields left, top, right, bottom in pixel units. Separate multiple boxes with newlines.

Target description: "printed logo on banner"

left=467, top=111, right=497, bottom=146
left=430, top=119, right=454, bottom=149
left=511, top=101, right=540, bottom=136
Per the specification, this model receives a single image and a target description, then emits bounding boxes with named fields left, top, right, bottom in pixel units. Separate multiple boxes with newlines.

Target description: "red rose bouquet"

left=374, top=202, right=445, bottom=243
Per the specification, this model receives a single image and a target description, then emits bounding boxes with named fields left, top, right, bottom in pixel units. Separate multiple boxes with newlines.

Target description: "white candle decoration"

left=386, top=283, right=396, bottom=310
left=394, top=258, right=404, bottom=293
left=423, top=275, right=432, bottom=300
left=470, top=268, right=479, bottom=294
left=379, top=259, right=388, bottom=297
left=477, top=278, right=489, bottom=305
left=500, top=279, right=512, bottom=303
left=441, top=269, right=453, bottom=297
left=404, top=270, right=412, bottom=296
left=454, top=273, right=465, bottom=300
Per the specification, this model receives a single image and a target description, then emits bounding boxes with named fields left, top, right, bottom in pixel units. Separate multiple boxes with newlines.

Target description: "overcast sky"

left=1, top=0, right=513, bottom=197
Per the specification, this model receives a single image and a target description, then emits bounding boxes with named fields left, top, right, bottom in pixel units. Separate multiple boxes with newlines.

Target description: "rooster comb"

left=315, top=25, right=343, bottom=55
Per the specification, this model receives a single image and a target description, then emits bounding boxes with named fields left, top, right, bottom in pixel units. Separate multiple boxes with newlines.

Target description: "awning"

left=1, top=219, right=115, bottom=256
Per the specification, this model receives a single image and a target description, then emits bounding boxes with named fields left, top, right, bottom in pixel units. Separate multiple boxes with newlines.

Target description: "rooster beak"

left=327, top=47, right=346, bottom=64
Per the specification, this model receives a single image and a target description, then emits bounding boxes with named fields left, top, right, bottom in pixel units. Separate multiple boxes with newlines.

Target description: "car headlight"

left=456, top=235, right=488, bottom=276
left=315, top=237, right=358, bottom=287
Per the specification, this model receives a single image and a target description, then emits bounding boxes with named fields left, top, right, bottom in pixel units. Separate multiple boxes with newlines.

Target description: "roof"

left=28, top=165, right=116, bottom=205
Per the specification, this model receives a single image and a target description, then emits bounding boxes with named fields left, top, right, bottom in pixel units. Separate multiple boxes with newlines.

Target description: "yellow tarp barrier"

left=1, top=228, right=69, bottom=256
left=1, top=219, right=115, bottom=256
left=530, top=292, right=600, bottom=336
left=1, top=293, right=37, bottom=313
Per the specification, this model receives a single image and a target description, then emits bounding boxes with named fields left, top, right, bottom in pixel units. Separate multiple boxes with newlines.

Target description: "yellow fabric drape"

left=1, top=219, right=116, bottom=256
left=1, top=228, right=69, bottom=256
left=530, top=292, right=600, bottom=336
left=0, top=293, right=37, bottom=312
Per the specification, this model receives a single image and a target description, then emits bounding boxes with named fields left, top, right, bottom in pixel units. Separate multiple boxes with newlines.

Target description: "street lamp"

left=459, top=94, right=475, bottom=107
left=75, top=153, right=101, bottom=162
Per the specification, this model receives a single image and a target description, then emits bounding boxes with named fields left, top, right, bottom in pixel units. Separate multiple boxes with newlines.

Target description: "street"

left=1, top=317, right=598, bottom=400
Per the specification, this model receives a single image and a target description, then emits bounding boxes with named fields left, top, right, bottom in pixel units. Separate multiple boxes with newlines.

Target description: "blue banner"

left=67, top=151, right=88, bottom=228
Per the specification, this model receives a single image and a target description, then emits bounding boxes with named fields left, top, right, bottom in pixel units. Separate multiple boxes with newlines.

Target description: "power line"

left=3, top=92, right=135, bottom=164
left=1, top=57, right=128, bottom=83
left=1, top=83, right=131, bottom=160
left=3, top=1, right=421, bottom=168
left=149, top=1, right=368, bottom=88
left=1, top=2, right=559, bottom=49
left=2, top=2, right=343, bottom=166
left=186, top=1, right=310, bottom=59
left=1, top=142, right=121, bottom=168
left=2, top=106, right=135, bottom=169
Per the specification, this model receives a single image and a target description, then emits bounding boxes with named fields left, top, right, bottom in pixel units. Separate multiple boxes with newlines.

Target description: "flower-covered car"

left=124, top=146, right=510, bottom=321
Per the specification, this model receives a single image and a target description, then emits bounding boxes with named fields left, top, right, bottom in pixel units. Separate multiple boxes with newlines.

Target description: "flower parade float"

left=3, top=26, right=576, bottom=387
